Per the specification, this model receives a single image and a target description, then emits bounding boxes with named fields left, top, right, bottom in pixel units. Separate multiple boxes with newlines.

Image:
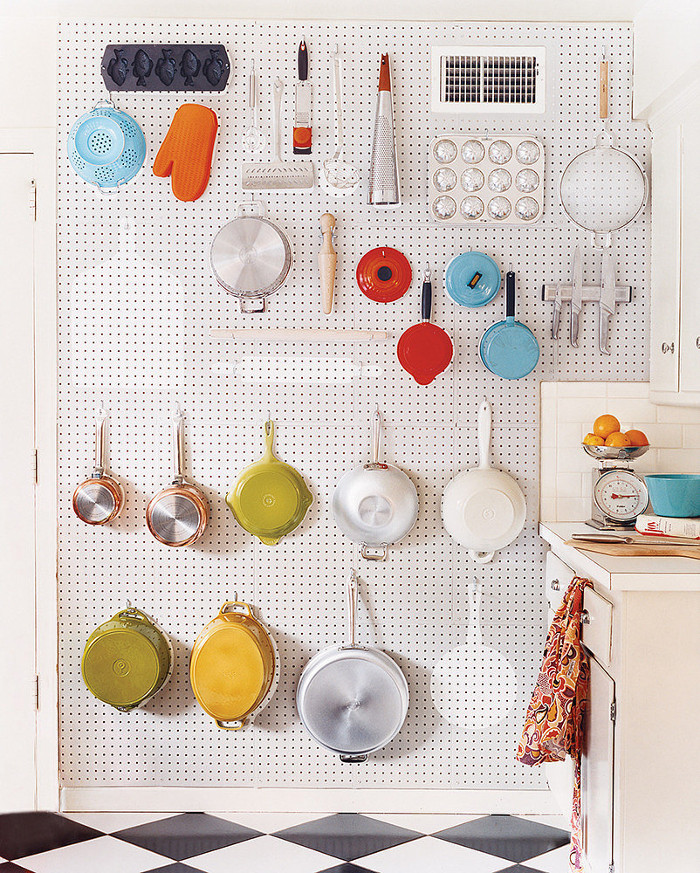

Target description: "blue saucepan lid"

left=445, top=251, right=501, bottom=307
left=479, top=271, right=539, bottom=380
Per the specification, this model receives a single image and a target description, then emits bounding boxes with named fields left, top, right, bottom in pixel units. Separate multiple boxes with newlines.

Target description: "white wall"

left=0, top=18, right=56, bottom=128
left=633, top=0, right=700, bottom=117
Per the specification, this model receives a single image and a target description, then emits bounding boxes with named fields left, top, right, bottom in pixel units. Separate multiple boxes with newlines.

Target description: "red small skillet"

left=397, top=269, right=454, bottom=385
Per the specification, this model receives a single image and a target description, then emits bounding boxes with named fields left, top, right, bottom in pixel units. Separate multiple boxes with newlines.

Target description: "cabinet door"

left=679, top=106, right=700, bottom=393
left=650, top=122, right=681, bottom=393
left=581, top=658, right=615, bottom=873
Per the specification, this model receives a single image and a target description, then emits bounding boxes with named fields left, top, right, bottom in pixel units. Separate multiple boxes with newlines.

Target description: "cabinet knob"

left=661, top=342, right=675, bottom=354
left=696, top=337, right=700, bottom=350
left=550, top=579, right=560, bottom=591
left=581, top=609, right=591, bottom=625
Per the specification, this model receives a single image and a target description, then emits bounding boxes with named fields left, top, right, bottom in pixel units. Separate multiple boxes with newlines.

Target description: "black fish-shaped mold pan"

left=101, top=45, right=230, bottom=91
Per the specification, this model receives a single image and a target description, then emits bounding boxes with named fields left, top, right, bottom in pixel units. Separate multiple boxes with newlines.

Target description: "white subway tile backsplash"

left=682, top=425, right=700, bottom=449
left=606, top=382, right=650, bottom=398
left=556, top=497, right=590, bottom=521
left=557, top=398, right=609, bottom=423
left=556, top=382, right=610, bottom=398
left=656, top=405, right=700, bottom=424
left=602, top=398, right=659, bottom=424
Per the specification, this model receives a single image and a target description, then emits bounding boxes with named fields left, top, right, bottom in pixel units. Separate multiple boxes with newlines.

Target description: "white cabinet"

left=649, top=79, right=700, bottom=406
left=540, top=529, right=700, bottom=873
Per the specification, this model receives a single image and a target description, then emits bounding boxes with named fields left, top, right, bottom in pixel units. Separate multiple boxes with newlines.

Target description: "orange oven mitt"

left=153, top=104, right=218, bottom=202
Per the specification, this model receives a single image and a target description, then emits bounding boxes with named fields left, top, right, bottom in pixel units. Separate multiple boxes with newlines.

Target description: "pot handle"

left=468, top=549, right=494, bottom=563
left=347, top=570, right=358, bottom=647
left=340, top=753, right=368, bottom=763
left=117, top=607, right=148, bottom=621
left=477, top=399, right=492, bottom=470
left=220, top=599, right=253, bottom=619
left=216, top=719, right=245, bottom=730
left=361, top=543, right=388, bottom=561
left=421, top=268, right=432, bottom=323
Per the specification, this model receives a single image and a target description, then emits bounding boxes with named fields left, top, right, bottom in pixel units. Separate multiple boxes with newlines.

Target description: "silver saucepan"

left=332, top=409, right=418, bottom=560
left=297, top=571, right=409, bottom=763
left=210, top=200, right=292, bottom=313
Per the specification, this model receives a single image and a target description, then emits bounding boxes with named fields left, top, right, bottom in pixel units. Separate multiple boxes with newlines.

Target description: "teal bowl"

left=644, top=474, right=700, bottom=517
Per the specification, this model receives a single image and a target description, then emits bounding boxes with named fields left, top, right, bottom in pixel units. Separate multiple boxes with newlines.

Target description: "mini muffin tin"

left=429, top=134, right=544, bottom=225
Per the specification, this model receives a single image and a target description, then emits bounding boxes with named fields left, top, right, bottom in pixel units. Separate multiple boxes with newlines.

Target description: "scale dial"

left=593, top=469, right=649, bottom=523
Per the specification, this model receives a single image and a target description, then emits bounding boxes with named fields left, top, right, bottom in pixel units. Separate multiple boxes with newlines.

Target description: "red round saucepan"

left=397, top=269, right=453, bottom=385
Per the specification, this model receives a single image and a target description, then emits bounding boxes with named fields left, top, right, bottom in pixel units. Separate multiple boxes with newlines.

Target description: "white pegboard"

left=57, top=20, right=649, bottom=793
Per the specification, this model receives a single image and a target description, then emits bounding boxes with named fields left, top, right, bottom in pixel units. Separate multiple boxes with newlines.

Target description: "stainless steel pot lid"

left=298, top=648, right=407, bottom=755
left=211, top=203, right=292, bottom=309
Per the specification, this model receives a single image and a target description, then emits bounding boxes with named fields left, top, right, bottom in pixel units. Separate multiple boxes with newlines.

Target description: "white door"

left=581, top=657, right=616, bottom=873
left=0, top=153, right=38, bottom=811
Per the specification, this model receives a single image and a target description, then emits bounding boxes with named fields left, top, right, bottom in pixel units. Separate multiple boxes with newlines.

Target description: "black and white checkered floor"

left=0, top=811, right=571, bottom=873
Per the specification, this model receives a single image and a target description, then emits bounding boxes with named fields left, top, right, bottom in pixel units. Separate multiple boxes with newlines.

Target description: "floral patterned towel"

left=516, top=576, right=591, bottom=872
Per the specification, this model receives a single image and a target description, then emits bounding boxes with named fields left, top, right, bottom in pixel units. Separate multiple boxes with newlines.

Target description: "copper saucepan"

left=73, top=407, right=124, bottom=525
left=147, top=409, right=208, bottom=547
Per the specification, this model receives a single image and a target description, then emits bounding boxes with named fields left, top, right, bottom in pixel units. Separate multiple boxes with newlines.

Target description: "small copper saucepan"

left=147, top=410, right=208, bottom=547
left=73, top=408, right=124, bottom=525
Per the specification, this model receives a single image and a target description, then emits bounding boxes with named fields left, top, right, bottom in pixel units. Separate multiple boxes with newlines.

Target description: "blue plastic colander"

left=68, top=100, right=146, bottom=189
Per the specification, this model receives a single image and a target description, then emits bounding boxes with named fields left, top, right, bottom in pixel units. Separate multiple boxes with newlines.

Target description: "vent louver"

left=431, top=47, right=546, bottom=113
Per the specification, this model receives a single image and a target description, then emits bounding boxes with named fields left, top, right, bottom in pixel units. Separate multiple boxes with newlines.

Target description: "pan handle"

left=347, top=570, right=358, bottom=647
left=340, top=753, right=368, bottom=763
left=93, top=406, right=108, bottom=476
left=171, top=408, right=185, bottom=484
left=371, top=407, right=382, bottom=464
left=505, top=271, right=515, bottom=320
left=477, top=399, right=491, bottom=470
left=421, top=268, right=432, bottom=322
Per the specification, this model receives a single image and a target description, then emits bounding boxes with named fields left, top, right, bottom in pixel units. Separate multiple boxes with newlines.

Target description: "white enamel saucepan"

left=442, top=399, right=526, bottom=562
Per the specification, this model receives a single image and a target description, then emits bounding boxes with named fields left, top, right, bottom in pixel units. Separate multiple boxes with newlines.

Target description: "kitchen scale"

left=583, top=444, right=650, bottom=530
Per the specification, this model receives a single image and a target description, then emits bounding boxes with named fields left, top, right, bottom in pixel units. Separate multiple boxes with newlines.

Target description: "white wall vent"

left=430, top=46, right=546, bottom=113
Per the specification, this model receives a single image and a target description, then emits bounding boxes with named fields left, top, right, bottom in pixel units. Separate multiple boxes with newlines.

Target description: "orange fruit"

left=625, top=429, right=649, bottom=446
left=593, top=414, right=621, bottom=439
left=582, top=433, right=605, bottom=446
left=605, top=431, right=631, bottom=447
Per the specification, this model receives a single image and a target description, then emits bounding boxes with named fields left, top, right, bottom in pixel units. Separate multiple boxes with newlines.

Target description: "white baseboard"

left=60, top=787, right=557, bottom=815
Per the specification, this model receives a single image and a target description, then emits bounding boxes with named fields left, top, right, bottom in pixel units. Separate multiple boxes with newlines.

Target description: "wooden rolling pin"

left=319, top=213, right=337, bottom=314
left=566, top=540, right=700, bottom=561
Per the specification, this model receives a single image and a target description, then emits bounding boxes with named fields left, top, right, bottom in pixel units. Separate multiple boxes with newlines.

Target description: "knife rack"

left=541, top=283, right=632, bottom=303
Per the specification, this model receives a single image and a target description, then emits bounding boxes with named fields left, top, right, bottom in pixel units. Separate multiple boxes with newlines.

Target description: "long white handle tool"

left=570, top=246, right=583, bottom=347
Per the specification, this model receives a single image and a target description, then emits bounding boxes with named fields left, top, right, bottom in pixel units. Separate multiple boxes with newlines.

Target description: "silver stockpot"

left=332, top=409, right=418, bottom=560
left=296, top=572, right=409, bottom=763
